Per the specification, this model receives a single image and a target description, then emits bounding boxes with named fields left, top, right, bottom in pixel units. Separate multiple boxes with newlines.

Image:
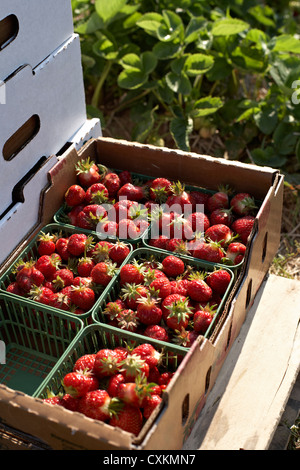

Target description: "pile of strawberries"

left=43, top=342, right=176, bottom=436
left=98, top=252, right=232, bottom=347
left=5, top=229, right=131, bottom=315
left=61, top=157, right=257, bottom=265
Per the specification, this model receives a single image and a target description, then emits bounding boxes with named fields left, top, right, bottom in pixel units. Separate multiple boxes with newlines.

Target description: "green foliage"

left=72, top=0, right=300, bottom=180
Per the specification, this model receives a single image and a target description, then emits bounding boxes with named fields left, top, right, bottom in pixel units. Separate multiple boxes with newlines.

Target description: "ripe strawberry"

left=205, top=224, right=233, bottom=247
left=69, top=284, right=95, bottom=311
left=112, top=199, right=135, bottom=222
left=115, top=308, right=140, bottom=332
left=116, top=377, right=153, bottom=408
left=121, top=283, right=148, bottom=310
left=173, top=327, right=199, bottom=348
left=75, top=157, right=101, bottom=187
left=109, top=403, right=143, bottom=436
left=166, top=181, right=192, bottom=211
left=62, top=370, right=99, bottom=397
left=60, top=394, right=80, bottom=412
left=231, top=215, right=255, bottom=244
left=91, top=240, right=113, bottom=262
left=93, top=348, right=122, bottom=378
left=64, top=184, right=86, bottom=207
left=168, top=214, right=194, bottom=240
left=107, top=373, right=126, bottom=397
left=187, top=272, right=212, bottom=303
left=207, top=186, right=230, bottom=213
left=6, top=282, right=26, bottom=296
left=67, top=233, right=93, bottom=257
left=169, top=278, right=189, bottom=296
left=76, top=204, right=107, bottom=230
left=142, top=394, right=162, bottom=420
left=35, top=253, right=61, bottom=281
left=91, top=261, right=117, bottom=286
left=158, top=371, right=174, bottom=387
left=16, top=266, right=44, bottom=293
left=97, top=219, right=118, bottom=238
left=162, top=255, right=185, bottom=278
left=43, top=396, right=63, bottom=406
left=136, top=295, right=163, bottom=325
left=149, top=277, right=172, bottom=299
left=165, top=238, right=189, bottom=255
left=117, top=219, right=141, bottom=239
left=191, top=239, right=224, bottom=263
left=52, top=268, right=74, bottom=290
left=209, top=208, right=234, bottom=227
left=77, top=256, right=95, bottom=277
left=117, top=183, right=147, bottom=202
left=102, top=171, right=121, bottom=197
left=73, top=354, right=96, bottom=373
left=29, top=285, right=56, bottom=306
left=163, top=296, right=193, bottom=331
left=148, top=235, right=169, bottom=250
left=226, top=242, right=247, bottom=265
left=119, top=170, right=132, bottom=186
left=144, top=324, right=169, bottom=342
left=78, top=389, right=117, bottom=421
left=187, top=211, right=210, bottom=233
left=37, top=232, right=56, bottom=256
left=120, top=262, right=145, bottom=285
left=193, top=307, right=214, bottom=334
left=109, top=241, right=131, bottom=265
left=230, top=192, right=257, bottom=216
left=85, top=183, right=109, bottom=204
left=189, top=190, right=210, bottom=212
left=103, top=300, right=125, bottom=322
left=120, top=353, right=150, bottom=381
left=206, top=269, right=231, bottom=295
left=55, top=237, right=70, bottom=261
left=149, top=177, right=173, bottom=203
left=67, top=204, right=85, bottom=226
left=131, top=343, right=162, bottom=368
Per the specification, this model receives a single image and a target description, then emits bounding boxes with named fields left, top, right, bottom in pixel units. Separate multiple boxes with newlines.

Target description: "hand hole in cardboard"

left=0, top=15, right=19, bottom=51
left=181, top=394, right=189, bottom=426
left=2, top=114, right=40, bottom=161
left=262, top=232, right=268, bottom=263
left=205, top=366, right=212, bottom=395
left=245, top=278, right=252, bottom=310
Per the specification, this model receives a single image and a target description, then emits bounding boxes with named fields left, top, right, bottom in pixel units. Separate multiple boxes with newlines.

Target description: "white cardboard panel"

left=0, top=118, right=101, bottom=267
left=0, top=33, right=87, bottom=214
left=0, top=0, right=74, bottom=81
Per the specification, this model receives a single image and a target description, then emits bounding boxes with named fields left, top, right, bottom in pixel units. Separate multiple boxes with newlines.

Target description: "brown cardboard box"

left=0, top=137, right=284, bottom=450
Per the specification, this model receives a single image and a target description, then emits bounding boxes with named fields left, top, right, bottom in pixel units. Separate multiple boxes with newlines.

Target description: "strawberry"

left=164, top=296, right=193, bottom=331
left=52, top=268, right=74, bottom=290
left=115, top=309, right=139, bottom=333
left=91, top=261, right=117, bottom=286
left=161, top=255, right=185, bottom=278
left=187, top=272, right=212, bottom=303
left=67, top=204, right=85, bottom=226
left=168, top=214, right=194, bottom=240
left=6, top=282, right=26, bottom=297
left=102, top=171, right=121, bottom=197
left=60, top=394, right=80, bottom=412
left=165, top=238, right=189, bottom=255
left=16, top=266, right=44, bottom=293
left=191, top=239, right=224, bottom=263
left=85, top=183, right=109, bottom=205
left=131, top=343, right=162, bottom=368
left=91, top=240, right=113, bottom=262
left=189, top=190, right=210, bottom=212
left=121, top=283, right=148, bottom=310
left=205, top=224, right=233, bottom=247
left=103, top=300, right=126, bottom=322
left=107, top=373, right=126, bottom=397
left=77, top=256, right=95, bottom=277
left=144, top=324, right=169, bottom=342
left=37, top=232, right=56, bottom=256
left=166, top=181, right=192, bottom=211
left=109, top=241, right=131, bottom=265
left=149, top=277, right=172, bottom=299
left=97, top=219, right=118, bottom=238
left=149, top=177, right=173, bottom=203
left=187, top=211, right=210, bottom=233
left=118, top=183, right=148, bottom=202
left=120, top=262, right=145, bottom=285
left=231, top=215, right=255, bottom=244
left=230, top=192, right=257, bottom=216
left=148, top=235, right=169, bottom=250
left=206, top=269, right=231, bottom=295
left=112, top=199, right=135, bottom=222
left=120, top=353, right=150, bottom=381
left=62, top=370, right=99, bottom=397
left=75, top=157, right=101, bottom=187
left=173, top=327, right=199, bottom=348
left=29, top=285, right=56, bottom=306
left=76, top=204, right=107, bottom=230
left=209, top=208, right=234, bottom=227
left=93, top=348, right=122, bottom=378
left=73, top=354, right=96, bottom=373
left=117, top=219, right=141, bottom=239
left=169, top=278, right=189, bottom=296
left=116, top=376, right=153, bottom=408
left=142, top=394, right=162, bottom=420
left=109, top=403, right=143, bottom=436
left=69, top=284, right=95, bottom=311
left=55, top=237, right=70, bottom=261
left=225, top=242, right=247, bottom=265
left=193, top=307, right=214, bottom=334
left=136, top=295, right=163, bottom=325
left=64, top=184, right=86, bottom=207
left=119, top=170, right=132, bottom=186
left=35, top=253, right=61, bottom=281
left=78, top=389, right=118, bottom=421
left=67, top=233, right=94, bottom=257
left=207, top=186, right=230, bottom=213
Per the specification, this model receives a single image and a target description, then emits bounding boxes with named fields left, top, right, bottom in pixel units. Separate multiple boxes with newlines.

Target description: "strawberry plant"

left=72, top=0, right=300, bottom=181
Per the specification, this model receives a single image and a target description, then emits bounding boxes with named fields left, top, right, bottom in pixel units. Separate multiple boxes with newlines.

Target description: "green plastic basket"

left=34, top=322, right=188, bottom=399
left=0, top=291, right=84, bottom=396
left=92, top=247, right=234, bottom=347
left=0, top=223, right=133, bottom=324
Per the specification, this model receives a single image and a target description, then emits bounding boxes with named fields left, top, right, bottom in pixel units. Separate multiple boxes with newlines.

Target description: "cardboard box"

left=0, top=137, right=285, bottom=450
left=0, top=33, right=87, bottom=214
left=0, top=0, right=74, bottom=82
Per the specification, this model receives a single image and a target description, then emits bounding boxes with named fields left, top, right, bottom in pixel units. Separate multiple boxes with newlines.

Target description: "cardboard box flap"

left=0, top=0, right=74, bottom=82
